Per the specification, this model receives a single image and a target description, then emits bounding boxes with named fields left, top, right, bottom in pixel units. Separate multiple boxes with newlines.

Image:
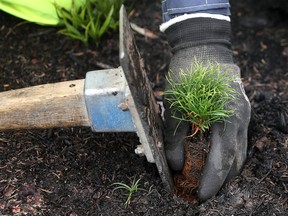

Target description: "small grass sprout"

left=55, top=0, right=123, bottom=46
left=164, top=61, right=238, bottom=136
left=112, top=178, right=146, bottom=206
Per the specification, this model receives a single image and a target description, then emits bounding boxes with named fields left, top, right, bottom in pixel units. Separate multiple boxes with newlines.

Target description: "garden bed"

left=0, top=0, right=287, bottom=215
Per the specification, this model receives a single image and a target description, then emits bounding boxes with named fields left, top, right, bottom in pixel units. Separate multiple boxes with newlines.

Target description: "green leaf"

left=54, top=0, right=123, bottom=46
left=99, top=5, right=114, bottom=36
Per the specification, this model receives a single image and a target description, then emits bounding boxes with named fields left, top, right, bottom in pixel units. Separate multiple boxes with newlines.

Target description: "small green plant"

left=164, top=61, right=237, bottom=136
left=55, top=0, right=123, bottom=46
left=112, top=178, right=146, bottom=206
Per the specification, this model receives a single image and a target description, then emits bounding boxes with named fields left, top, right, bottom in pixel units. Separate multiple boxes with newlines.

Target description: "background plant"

left=55, top=0, right=123, bottom=46
left=112, top=178, right=146, bottom=206
left=165, top=61, right=238, bottom=136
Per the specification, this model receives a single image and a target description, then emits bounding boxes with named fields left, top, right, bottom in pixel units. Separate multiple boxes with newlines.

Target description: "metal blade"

left=119, top=5, right=173, bottom=192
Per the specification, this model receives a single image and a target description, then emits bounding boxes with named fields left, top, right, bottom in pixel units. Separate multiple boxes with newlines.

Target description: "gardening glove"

left=162, top=17, right=251, bottom=201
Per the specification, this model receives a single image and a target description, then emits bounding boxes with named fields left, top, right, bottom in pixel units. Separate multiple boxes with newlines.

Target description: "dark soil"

left=0, top=0, right=287, bottom=215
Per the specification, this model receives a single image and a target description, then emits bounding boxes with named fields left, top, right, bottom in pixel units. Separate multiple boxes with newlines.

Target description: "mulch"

left=0, top=0, right=287, bottom=215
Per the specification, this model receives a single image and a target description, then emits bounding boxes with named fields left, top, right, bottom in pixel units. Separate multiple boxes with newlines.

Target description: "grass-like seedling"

left=165, top=61, right=237, bottom=136
left=112, top=178, right=146, bottom=206
left=55, top=0, right=123, bottom=46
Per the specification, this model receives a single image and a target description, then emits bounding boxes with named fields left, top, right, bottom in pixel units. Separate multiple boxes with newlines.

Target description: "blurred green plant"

left=164, top=61, right=238, bottom=136
left=55, top=0, right=123, bottom=46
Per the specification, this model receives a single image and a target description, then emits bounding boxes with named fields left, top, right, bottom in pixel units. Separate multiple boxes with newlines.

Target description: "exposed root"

left=186, top=123, right=204, bottom=138
left=186, top=125, right=200, bottom=138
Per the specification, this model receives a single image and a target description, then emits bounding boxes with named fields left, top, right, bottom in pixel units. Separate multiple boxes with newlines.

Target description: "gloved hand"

left=163, top=17, right=251, bottom=201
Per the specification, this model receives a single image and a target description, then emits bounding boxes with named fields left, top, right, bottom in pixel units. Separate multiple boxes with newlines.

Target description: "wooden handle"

left=0, top=80, right=90, bottom=130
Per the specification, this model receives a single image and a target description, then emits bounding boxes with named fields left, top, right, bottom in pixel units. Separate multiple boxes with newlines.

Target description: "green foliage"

left=112, top=178, right=146, bottom=206
left=55, top=0, right=123, bottom=46
left=165, top=61, right=237, bottom=134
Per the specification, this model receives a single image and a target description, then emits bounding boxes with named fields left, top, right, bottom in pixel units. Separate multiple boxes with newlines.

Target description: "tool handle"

left=0, top=80, right=90, bottom=130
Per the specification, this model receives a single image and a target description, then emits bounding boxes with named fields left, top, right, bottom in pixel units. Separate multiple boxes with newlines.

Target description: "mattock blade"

left=119, top=5, right=173, bottom=192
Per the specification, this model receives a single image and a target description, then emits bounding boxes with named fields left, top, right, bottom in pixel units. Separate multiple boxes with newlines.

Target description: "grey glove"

left=163, top=17, right=251, bottom=200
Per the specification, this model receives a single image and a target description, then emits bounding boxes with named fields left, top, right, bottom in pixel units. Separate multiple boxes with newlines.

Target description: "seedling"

left=164, top=61, right=237, bottom=136
left=54, top=0, right=123, bottom=46
left=112, top=178, right=146, bottom=206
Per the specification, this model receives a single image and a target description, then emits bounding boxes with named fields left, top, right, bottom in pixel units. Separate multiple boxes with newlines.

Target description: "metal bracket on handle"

left=84, top=67, right=135, bottom=133
left=84, top=66, right=156, bottom=163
